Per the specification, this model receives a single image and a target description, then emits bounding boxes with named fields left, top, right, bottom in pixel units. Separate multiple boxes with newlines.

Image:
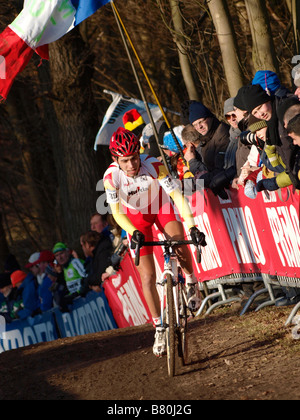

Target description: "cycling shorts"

left=126, top=200, right=180, bottom=257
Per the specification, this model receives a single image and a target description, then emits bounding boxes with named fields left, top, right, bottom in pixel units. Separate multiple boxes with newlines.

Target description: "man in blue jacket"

left=10, top=270, right=40, bottom=320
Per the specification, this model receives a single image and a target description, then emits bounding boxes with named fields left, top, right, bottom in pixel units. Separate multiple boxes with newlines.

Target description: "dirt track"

left=1, top=305, right=300, bottom=401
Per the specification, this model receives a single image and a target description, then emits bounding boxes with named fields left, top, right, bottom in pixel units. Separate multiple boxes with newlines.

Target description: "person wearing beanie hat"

left=252, top=70, right=281, bottom=96
left=185, top=101, right=230, bottom=195
left=243, top=84, right=272, bottom=115
left=123, top=109, right=146, bottom=138
left=9, top=268, right=40, bottom=320
left=233, top=85, right=251, bottom=111
left=52, top=242, right=68, bottom=254
left=188, top=101, right=213, bottom=127
left=52, top=240, right=86, bottom=297
left=11, top=270, right=27, bottom=288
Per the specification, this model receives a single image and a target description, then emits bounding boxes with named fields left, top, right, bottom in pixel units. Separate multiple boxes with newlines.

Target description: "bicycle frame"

left=134, top=238, right=200, bottom=376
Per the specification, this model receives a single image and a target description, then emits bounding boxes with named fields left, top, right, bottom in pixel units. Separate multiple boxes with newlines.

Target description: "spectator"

left=277, top=95, right=300, bottom=128
left=252, top=70, right=290, bottom=98
left=236, top=84, right=300, bottom=192
left=287, top=113, right=300, bottom=146
left=25, top=252, right=40, bottom=273
left=52, top=242, right=86, bottom=297
left=162, top=126, right=193, bottom=180
left=185, top=101, right=230, bottom=198
left=80, top=230, right=113, bottom=293
left=90, top=212, right=114, bottom=241
left=141, top=121, right=168, bottom=158
left=223, top=97, right=240, bottom=171
left=35, top=250, right=55, bottom=312
left=0, top=272, right=17, bottom=323
left=10, top=270, right=40, bottom=320
left=202, top=98, right=240, bottom=197
left=45, top=264, right=70, bottom=312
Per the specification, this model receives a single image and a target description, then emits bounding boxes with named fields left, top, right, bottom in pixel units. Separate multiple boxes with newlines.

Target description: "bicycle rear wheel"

left=177, top=283, right=189, bottom=366
left=165, top=273, right=176, bottom=377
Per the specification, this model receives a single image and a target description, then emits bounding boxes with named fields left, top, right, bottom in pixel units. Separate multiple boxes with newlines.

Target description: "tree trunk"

left=169, top=0, right=200, bottom=101
left=49, top=28, right=103, bottom=249
left=291, top=0, right=300, bottom=53
left=244, top=0, right=279, bottom=73
left=207, top=0, right=244, bottom=97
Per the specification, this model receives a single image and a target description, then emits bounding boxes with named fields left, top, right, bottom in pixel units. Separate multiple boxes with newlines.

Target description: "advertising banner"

left=0, top=311, right=58, bottom=353
left=103, top=252, right=152, bottom=328
left=54, top=290, right=117, bottom=338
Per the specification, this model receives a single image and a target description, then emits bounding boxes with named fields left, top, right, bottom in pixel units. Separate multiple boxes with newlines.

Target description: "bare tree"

left=244, top=0, right=278, bottom=73
left=168, top=0, right=200, bottom=100
left=207, top=0, right=244, bottom=97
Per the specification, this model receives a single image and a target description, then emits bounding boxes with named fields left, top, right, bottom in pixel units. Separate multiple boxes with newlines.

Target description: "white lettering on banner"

left=62, top=297, right=115, bottom=337
left=1, top=330, right=24, bottom=352
left=267, top=205, right=300, bottom=267
left=222, top=207, right=265, bottom=265
left=262, top=191, right=277, bottom=203
left=0, top=321, right=55, bottom=352
left=193, top=214, right=222, bottom=272
left=117, top=276, right=149, bottom=325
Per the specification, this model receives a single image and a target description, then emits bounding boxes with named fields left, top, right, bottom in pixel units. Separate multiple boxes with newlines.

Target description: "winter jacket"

left=38, top=275, right=53, bottom=312
left=83, top=235, right=113, bottom=291
left=14, top=273, right=40, bottom=320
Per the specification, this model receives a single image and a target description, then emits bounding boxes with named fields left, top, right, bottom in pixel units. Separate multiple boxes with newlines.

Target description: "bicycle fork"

left=157, top=254, right=180, bottom=327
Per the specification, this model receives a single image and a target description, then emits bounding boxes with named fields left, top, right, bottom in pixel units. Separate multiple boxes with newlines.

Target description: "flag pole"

left=110, top=1, right=170, bottom=172
left=110, top=0, right=187, bottom=166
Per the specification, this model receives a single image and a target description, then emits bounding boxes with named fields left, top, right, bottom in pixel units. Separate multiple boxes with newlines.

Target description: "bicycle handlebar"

left=133, top=239, right=203, bottom=266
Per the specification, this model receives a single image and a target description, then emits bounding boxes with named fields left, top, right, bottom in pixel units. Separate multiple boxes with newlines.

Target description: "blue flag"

left=71, top=0, right=112, bottom=26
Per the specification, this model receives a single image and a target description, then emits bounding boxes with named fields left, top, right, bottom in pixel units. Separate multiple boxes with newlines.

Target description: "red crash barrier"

left=104, top=186, right=300, bottom=327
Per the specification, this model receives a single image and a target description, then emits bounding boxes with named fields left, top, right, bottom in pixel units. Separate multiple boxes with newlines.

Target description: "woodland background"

left=0, top=0, right=298, bottom=269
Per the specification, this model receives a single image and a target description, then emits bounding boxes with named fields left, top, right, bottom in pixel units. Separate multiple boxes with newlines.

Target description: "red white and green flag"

left=0, top=0, right=111, bottom=100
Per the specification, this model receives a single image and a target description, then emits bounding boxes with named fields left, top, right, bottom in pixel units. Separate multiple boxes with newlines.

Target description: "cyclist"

left=103, top=127, right=206, bottom=357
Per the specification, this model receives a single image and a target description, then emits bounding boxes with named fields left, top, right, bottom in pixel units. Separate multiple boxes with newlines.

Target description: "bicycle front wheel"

left=178, top=283, right=189, bottom=366
left=165, top=273, right=176, bottom=377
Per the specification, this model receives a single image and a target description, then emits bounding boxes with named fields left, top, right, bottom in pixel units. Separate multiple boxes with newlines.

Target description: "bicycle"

left=134, top=237, right=204, bottom=377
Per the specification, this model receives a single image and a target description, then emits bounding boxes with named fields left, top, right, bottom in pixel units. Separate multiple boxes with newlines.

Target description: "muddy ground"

left=1, top=304, right=300, bottom=402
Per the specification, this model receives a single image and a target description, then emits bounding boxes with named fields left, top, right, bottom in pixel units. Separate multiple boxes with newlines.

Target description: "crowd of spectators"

left=0, top=213, right=128, bottom=323
left=2, top=68, right=300, bottom=326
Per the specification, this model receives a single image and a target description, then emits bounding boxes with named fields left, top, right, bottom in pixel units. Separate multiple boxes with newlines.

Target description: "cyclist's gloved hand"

left=131, top=230, right=145, bottom=250
left=190, top=226, right=207, bottom=247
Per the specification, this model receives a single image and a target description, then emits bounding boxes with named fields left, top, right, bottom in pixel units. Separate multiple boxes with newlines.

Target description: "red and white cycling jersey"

left=103, top=155, right=178, bottom=213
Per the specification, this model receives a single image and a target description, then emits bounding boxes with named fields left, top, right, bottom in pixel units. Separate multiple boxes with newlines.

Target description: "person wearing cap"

left=10, top=270, right=40, bottom=320
left=52, top=242, right=87, bottom=297
left=185, top=101, right=230, bottom=194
